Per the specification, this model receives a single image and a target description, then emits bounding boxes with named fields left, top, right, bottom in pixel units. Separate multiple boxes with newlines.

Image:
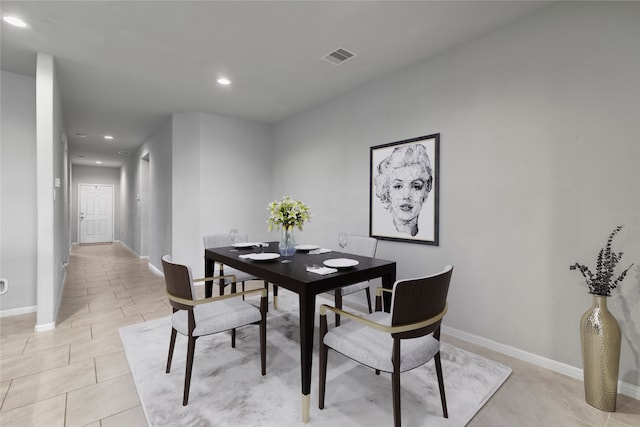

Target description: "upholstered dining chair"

left=203, top=233, right=278, bottom=308
left=318, top=265, right=453, bottom=427
left=328, top=234, right=377, bottom=326
left=161, top=255, right=267, bottom=406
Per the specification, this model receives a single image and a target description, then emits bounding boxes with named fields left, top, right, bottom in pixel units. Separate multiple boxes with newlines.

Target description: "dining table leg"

left=204, top=258, right=215, bottom=298
left=299, top=292, right=316, bottom=422
left=381, top=268, right=396, bottom=312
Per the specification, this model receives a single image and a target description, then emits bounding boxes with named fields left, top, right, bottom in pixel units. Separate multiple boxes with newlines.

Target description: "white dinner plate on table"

left=323, top=258, right=359, bottom=268
left=233, top=242, right=259, bottom=249
left=247, top=253, right=280, bottom=261
left=295, top=244, right=320, bottom=251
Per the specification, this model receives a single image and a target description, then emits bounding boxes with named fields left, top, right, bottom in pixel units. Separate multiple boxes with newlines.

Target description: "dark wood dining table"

left=204, top=242, right=396, bottom=422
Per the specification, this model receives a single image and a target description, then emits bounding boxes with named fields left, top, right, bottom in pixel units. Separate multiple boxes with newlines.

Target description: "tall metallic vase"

left=580, top=295, right=621, bottom=411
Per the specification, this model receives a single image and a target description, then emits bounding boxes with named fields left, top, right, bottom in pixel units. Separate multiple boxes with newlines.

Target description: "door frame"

left=78, top=183, right=115, bottom=244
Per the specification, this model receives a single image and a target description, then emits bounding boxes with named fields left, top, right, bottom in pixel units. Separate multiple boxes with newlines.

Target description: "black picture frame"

left=369, top=133, right=439, bottom=246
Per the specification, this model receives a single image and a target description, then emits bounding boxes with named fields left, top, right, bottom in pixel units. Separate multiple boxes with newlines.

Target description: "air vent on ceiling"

left=322, top=47, right=356, bottom=65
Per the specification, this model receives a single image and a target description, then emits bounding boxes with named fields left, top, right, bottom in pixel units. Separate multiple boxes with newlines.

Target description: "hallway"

left=0, top=243, right=164, bottom=426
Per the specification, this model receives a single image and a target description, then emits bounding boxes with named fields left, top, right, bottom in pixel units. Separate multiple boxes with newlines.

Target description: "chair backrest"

left=203, top=232, right=248, bottom=249
left=344, top=235, right=377, bottom=257
left=161, top=255, right=196, bottom=311
left=390, top=265, right=453, bottom=339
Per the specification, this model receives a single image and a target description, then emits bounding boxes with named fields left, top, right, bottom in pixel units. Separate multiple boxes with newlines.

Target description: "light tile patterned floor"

left=0, top=242, right=638, bottom=426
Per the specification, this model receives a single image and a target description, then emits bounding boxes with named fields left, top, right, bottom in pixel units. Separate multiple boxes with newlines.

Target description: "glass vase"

left=278, top=225, right=297, bottom=262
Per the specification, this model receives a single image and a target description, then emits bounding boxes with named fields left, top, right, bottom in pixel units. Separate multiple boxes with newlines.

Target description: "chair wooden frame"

left=331, top=234, right=377, bottom=325
left=163, top=259, right=268, bottom=406
left=319, top=266, right=452, bottom=427
left=203, top=234, right=277, bottom=309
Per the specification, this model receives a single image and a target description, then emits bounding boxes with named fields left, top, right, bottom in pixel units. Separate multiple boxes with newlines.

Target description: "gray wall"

left=0, top=71, right=37, bottom=313
left=70, top=165, right=121, bottom=243
left=172, top=112, right=273, bottom=277
left=121, top=118, right=173, bottom=271
left=272, top=2, right=640, bottom=389
left=34, top=53, right=69, bottom=328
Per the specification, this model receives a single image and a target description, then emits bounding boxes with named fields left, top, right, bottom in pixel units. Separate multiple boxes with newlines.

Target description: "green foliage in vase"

left=570, top=225, right=634, bottom=296
left=267, top=196, right=311, bottom=231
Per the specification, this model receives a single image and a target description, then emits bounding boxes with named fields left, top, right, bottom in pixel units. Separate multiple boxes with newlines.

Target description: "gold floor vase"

left=580, top=295, right=621, bottom=412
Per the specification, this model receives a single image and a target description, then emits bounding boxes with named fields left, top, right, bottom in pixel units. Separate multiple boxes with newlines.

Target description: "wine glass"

left=338, top=232, right=348, bottom=251
left=229, top=229, right=239, bottom=252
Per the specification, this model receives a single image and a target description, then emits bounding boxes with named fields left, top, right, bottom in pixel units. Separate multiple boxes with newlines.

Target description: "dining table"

left=204, top=241, right=396, bottom=423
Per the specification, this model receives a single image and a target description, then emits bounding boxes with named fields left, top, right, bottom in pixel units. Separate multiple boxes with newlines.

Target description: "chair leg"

left=365, top=287, right=373, bottom=313
left=183, top=336, right=197, bottom=406
left=334, top=291, right=343, bottom=326
left=319, top=314, right=329, bottom=409
left=434, top=352, right=448, bottom=418
left=392, top=368, right=401, bottom=427
left=231, top=328, right=236, bottom=348
left=260, top=295, right=267, bottom=376
left=392, top=340, right=402, bottom=427
left=241, top=282, right=246, bottom=300
left=166, top=327, right=178, bottom=373
left=319, top=343, right=328, bottom=409
left=273, top=284, right=278, bottom=309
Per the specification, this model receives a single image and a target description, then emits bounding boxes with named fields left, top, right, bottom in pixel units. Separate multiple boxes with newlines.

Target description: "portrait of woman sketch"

left=370, top=134, right=439, bottom=245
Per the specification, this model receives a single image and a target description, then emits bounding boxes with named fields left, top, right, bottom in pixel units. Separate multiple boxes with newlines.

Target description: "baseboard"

left=35, top=321, right=55, bottom=331
left=442, top=325, right=640, bottom=400
left=0, top=305, right=37, bottom=318
left=118, top=240, right=140, bottom=257
left=147, top=262, right=163, bottom=277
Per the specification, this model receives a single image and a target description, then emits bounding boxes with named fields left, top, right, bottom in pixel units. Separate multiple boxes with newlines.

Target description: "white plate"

left=247, top=252, right=280, bottom=261
left=232, top=242, right=259, bottom=248
left=295, top=244, right=320, bottom=251
left=323, top=258, right=359, bottom=268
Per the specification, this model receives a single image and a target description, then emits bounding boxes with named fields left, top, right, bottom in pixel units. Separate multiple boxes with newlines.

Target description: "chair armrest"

left=320, top=303, right=448, bottom=334
left=167, top=287, right=267, bottom=306
left=193, top=274, right=237, bottom=283
left=375, top=287, right=393, bottom=297
left=374, top=286, right=394, bottom=311
left=199, top=260, right=227, bottom=271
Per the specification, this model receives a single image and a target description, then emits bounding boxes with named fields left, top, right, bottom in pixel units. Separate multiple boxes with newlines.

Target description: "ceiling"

left=1, top=1, right=551, bottom=168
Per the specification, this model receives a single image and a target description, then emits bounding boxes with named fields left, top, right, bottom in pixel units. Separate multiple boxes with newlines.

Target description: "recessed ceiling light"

left=217, top=77, right=231, bottom=86
left=2, top=16, right=29, bottom=28
left=76, top=133, right=86, bottom=138
left=76, top=155, right=85, bottom=158
left=117, top=150, right=129, bottom=155
left=95, top=161, right=103, bottom=164
left=104, top=135, right=114, bottom=140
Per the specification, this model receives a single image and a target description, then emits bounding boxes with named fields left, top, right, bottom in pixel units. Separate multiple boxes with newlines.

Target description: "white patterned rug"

left=120, top=291, right=511, bottom=426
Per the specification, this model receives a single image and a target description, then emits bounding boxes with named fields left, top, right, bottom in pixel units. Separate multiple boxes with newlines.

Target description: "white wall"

left=171, top=113, right=201, bottom=268
left=121, top=118, right=173, bottom=271
left=52, top=60, right=69, bottom=315
left=70, top=165, right=121, bottom=243
left=35, top=53, right=69, bottom=329
left=0, top=71, right=37, bottom=314
left=272, top=2, right=640, bottom=389
left=171, top=112, right=273, bottom=276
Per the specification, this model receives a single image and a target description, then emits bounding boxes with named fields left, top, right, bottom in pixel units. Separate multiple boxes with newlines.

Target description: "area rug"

left=120, top=291, right=511, bottom=426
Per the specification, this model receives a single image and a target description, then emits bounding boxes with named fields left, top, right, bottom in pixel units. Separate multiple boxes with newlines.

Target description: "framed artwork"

left=369, top=133, right=439, bottom=245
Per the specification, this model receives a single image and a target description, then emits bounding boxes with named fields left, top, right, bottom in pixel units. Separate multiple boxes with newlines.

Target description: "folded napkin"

left=252, top=242, right=269, bottom=248
left=239, top=253, right=257, bottom=259
left=306, top=266, right=337, bottom=275
left=309, top=248, right=331, bottom=255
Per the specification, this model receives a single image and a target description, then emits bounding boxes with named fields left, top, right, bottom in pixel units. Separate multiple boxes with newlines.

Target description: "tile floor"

left=0, top=242, right=638, bottom=426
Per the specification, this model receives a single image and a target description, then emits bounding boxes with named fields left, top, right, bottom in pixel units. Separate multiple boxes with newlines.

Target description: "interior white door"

left=79, top=184, right=114, bottom=243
